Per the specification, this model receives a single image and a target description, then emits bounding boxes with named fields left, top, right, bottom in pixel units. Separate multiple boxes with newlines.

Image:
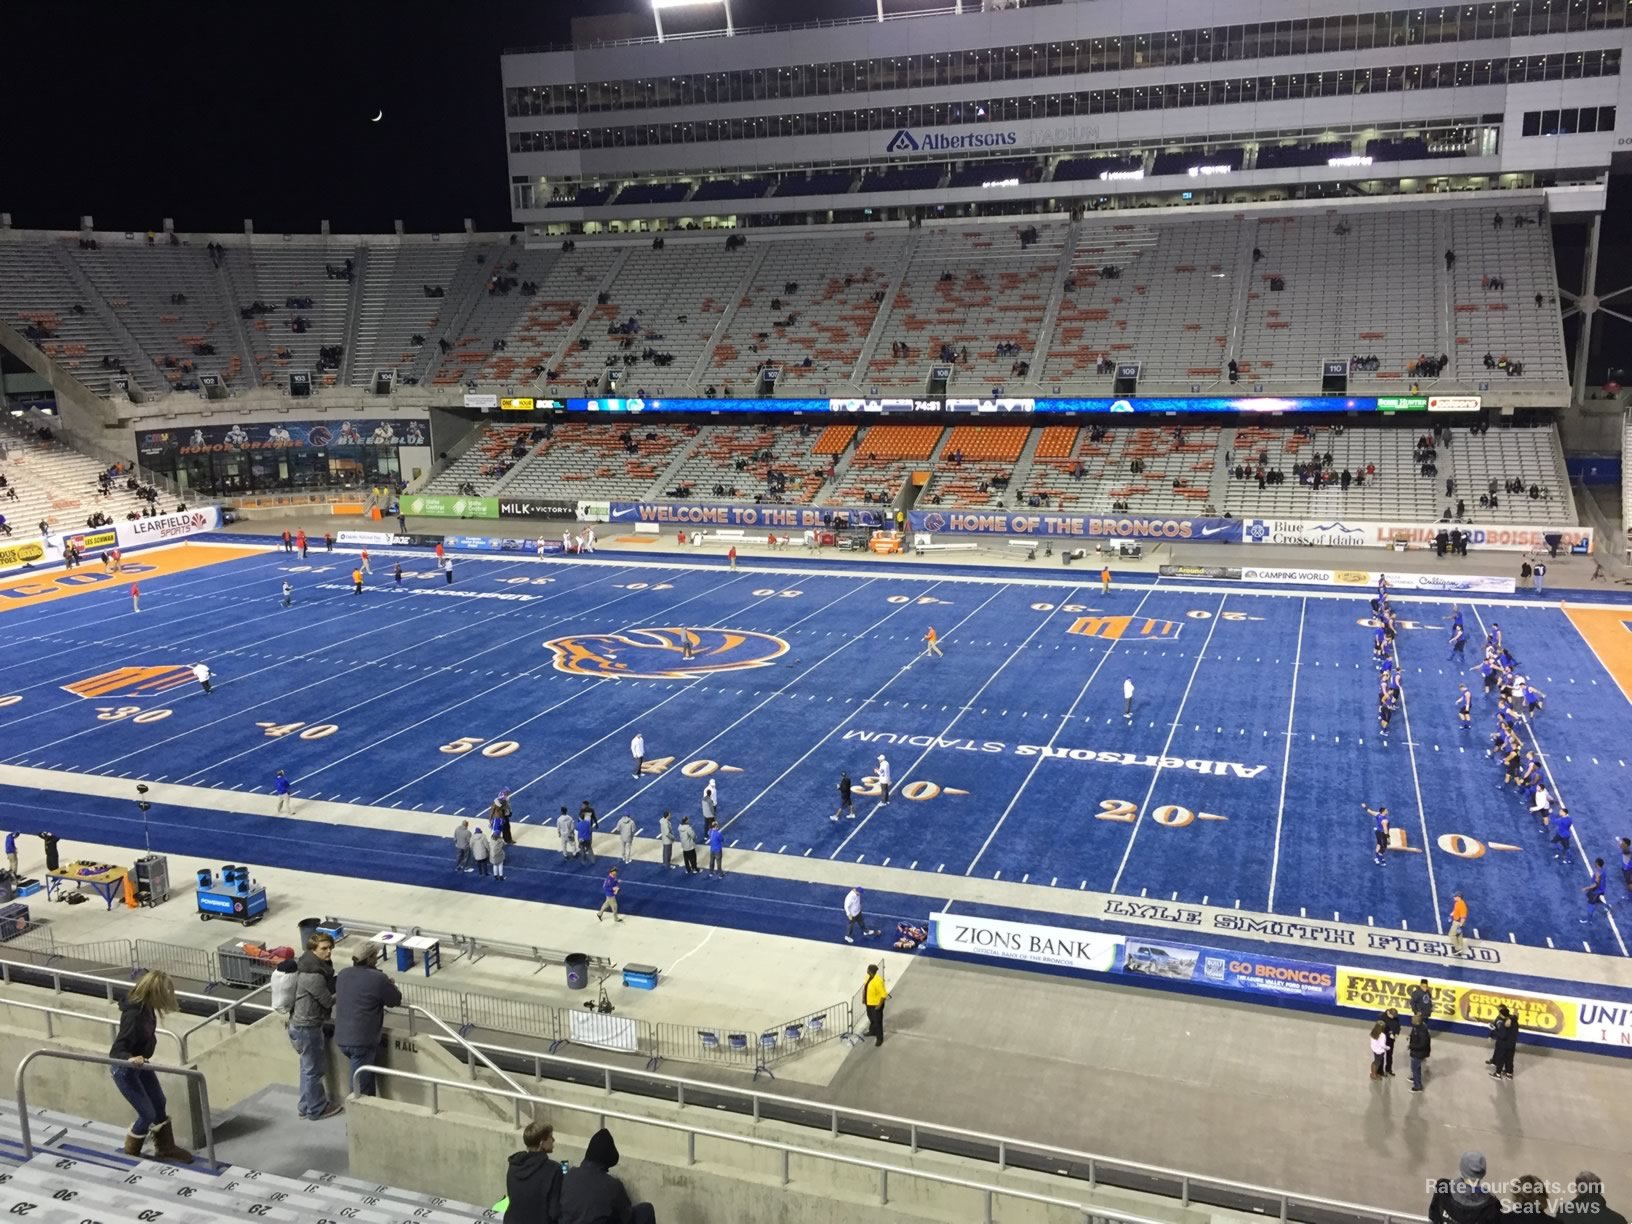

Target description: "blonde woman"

left=109, top=970, right=192, bottom=1162
left=1368, top=1021, right=1389, bottom=1081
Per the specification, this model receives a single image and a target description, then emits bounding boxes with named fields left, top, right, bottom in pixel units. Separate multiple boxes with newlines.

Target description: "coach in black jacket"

left=333, top=945, right=402, bottom=1098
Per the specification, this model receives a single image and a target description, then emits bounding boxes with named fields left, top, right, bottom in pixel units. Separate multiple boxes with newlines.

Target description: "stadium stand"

left=1020, top=424, right=1221, bottom=515
left=825, top=423, right=945, bottom=505
left=865, top=221, right=1066, bottom=392
left=0, top=201, right=1574, bottom=405
left=75, top=239, right=250, bottom=394
left=661, top=422, right=832, bottom=503
left=0, top=1099, right=498, bottom=1224
left=0, top=239, right=142, bottom=396
left=0, top=418, right=157, bottom=531
left=421, top=423, right=538, bottom=494
left=709, top=230, right=908, bottom=391
left=346, top=238, right=471, bottom=387
left=546, top=241, right=753, bottom=394
left=233, top=240, right=355, bottom=389
left=1446, top=207, right=1568, bottom=386
left=920, top=424, right=1030, bottom=508
left=1449, top=424, right=1573, bottom=523
left=503, top=421, right=698, bottom=502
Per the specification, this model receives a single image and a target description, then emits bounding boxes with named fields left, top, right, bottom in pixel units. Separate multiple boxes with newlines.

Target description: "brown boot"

left=151, top=1119, right=194, bottom=1164
left=123, top=1130, right=146, bottom=1158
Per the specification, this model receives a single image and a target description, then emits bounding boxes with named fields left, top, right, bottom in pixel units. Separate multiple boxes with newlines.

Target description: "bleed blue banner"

left=607, top=502, right=885, bottom=530
left=1121, top=939, right=1336, bottom=1003
left=910, top=510, right=1243, bottom=542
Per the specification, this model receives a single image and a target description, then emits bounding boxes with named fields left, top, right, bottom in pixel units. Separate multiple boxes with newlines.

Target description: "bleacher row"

left=0, top=199, right=1567, bottom=404
left=0, top=418, right=160, bottom=536
left=426, top=419, right=1576, bottom=526
left=0, top=1101, right=498, bottom=1224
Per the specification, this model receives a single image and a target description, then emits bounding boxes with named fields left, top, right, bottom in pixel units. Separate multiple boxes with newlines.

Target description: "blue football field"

left=1, top=540, right=1629, bottom=959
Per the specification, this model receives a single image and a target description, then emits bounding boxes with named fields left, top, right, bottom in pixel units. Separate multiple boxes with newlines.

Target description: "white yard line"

left=1265, top=596, right=1308, bottom=913
left=964, top=584, right=1162, bottom=878
left=1107, top=595, right=1227, bottom=895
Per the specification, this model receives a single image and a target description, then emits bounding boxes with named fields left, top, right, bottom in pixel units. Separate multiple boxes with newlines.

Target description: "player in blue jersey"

left=1378, top=687, right=1398, bottom=736
left=1522, top=681, right=1545, bottom=718
left=1582, top=857, right=1609, bottom=924
left=1456, top=685, right=1471, bottom=728
left=1364, top=804, right=1390, bottom=865
left=1620, top=838, right=1632, bottom=893
left=1448, top=621, right=1467, bottom=660
left=1546, top=808, right=1572, bottom=861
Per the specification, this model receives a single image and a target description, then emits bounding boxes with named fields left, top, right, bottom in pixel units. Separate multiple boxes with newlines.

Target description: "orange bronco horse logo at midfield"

left=543, top=628, right=788, bottom=680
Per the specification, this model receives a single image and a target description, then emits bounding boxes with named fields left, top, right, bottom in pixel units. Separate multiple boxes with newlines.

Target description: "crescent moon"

left=371, top=110, right=383, bottom=122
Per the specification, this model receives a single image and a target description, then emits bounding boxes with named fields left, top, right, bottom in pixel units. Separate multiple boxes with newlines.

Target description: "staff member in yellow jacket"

left=864, top=964, right=888, bottom=1047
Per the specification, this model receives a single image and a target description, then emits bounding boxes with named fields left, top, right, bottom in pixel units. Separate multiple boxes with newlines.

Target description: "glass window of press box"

left=506, top=0, right=1630, bottom=115
left=159, top=443, right=404, bottom=499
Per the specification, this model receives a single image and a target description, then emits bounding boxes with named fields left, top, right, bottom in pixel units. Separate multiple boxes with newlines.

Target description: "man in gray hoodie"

left=289, top=933, right=341, bottom=1120
left=616, top=813, right=637, bottom=864
left=658, top=812, right=674, bottom=870
left=334, top=946, right=402, bottom=1098
left=1428, top=1152, right=1502, bottom=1224
left=556, top=807, right=576, bottom=860
left=452, top=820, right=472, bottom=872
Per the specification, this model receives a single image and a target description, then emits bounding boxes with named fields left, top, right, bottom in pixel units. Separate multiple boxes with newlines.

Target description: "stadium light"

left=651, top=0, right=733, bottom=42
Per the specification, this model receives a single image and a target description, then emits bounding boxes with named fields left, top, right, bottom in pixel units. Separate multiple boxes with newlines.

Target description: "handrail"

left=1, top=956, right=235, bottom=1011
left=175, top=981, right=272, bottom=1060
left=402, top=1004, right=529, bottom=1101
left=355, top=1066, right=1110, bottom=1224
left=0, top=996, right=183, bottom=1060
left=14, top=1049, right=217, bottom=1167
left=386, top=1029, right=1426, bottom=1224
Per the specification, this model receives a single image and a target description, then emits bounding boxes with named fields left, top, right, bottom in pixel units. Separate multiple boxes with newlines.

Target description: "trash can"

left=565, top=953, right=590, bottom=991
left=395, top=944, right=415, bottom=974
left=298, top=916, right=323, bottom=952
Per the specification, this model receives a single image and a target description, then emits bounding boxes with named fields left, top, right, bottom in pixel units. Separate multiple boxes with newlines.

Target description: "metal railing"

left=14, top=1049, right=216, bottom=1167
left=402, top=1004, right=528, bottom=1101
left=0, top=952, right=1425, bottom=1224
left=321, top=913, right=612, bottom=973
left=174, top=981, right=271, bottom=1060
left=0, top=995, right=182, bottom=1059
left=354, top=1067, right=1111, bottom=1224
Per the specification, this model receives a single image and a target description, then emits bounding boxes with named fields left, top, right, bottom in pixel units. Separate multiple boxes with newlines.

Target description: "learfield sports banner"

left=398, top=494, right=499, bottom=520
left=606, top=501, right=885, bottom=530
left=135, top=418, right=428, bottom=456
left=1120, top=938, right=1336, bottom=1003
left=113, top=506, right=221, bottom=549
left=909, top=510, right=1244, bottom=542
left=1240, top=517, right=1594, bottom=554
left=929, top=912, right=1123, bottom=974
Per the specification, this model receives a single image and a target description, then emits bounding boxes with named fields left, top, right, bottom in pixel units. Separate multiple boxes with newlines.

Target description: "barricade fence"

left=133, top=939, right=217, bottom=987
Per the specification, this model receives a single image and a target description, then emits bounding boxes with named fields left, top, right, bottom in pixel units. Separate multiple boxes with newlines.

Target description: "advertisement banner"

left=1239, top=567, right=1515, bottom=594
left=608, top=502, right=883, bottom=530
left=929, top=912, right=1122, bottom=974
left=1335, top=967, right=1576, bottom=1038
left=113, top=507, right=221, bottom=550
left=134, top=418, right=428, bottom=456
left=497, top=498, right=577, bottom=520
left=578, top=500, right=612, bottom=523
left=463, top=393, right=499, bottom=409
left=336, top=531, right=406, bottom=547
left=566, top=395, right=1466, bottom=417
left=1159, top=564, right=1242, bottom=580
left=1242, top=517, right=1593, bottom=556
left=910, top=510, right=1242, bottom=543
left=0, top=538, right=50, bottom=572
left=1122, top=939, right=1335, bottom=1002
left=398, top=494, right=499, bottom=521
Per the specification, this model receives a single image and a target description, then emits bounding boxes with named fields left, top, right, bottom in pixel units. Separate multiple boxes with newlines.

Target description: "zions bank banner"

left=909, top=510, right=1243, bottom=542
left=606, top=502, right=885, bottom=530
left=135, top=418, right=428, bottom=456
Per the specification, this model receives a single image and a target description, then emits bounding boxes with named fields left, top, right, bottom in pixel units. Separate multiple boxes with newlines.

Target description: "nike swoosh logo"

left=611, top=507, right=637, bottom=520
left=1199, top=525, right=1230, bottom=537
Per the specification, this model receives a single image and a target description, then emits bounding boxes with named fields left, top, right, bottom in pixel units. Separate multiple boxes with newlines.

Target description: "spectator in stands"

left=504, top=1120, right=564, bottom=1222
left=1428, top=1153, right=1500, bottom=1224
left=289, top=932, right=343, bottom=1120
left=559, top=1128, right=655, bottom=1224
left=110, top=969, right=194, bottom=1163
left=333, top=945, right=402, bottom=1099
left=1558, top=1174, right=1626, bottom=1224
left=1445, top=249, right=1456, bottom=271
